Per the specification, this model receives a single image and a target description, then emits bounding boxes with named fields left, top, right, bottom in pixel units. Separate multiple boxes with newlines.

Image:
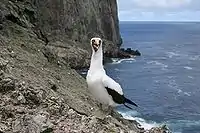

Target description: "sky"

left=117, top=0, right=200, bottom=21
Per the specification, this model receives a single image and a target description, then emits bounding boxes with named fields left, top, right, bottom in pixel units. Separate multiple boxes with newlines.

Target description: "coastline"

left=1, top=0, right=169, bottom=132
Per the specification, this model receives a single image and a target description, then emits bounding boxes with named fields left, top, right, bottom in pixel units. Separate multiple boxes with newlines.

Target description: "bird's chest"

left=86, top=72, right=105, bottom=92
left=87, top=74, right=102, bottom=88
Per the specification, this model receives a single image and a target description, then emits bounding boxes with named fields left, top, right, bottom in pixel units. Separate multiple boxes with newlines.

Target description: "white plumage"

left=86, top=37, right=137, bottom=109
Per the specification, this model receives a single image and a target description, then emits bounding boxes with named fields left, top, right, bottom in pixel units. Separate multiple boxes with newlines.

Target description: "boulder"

left=121, top=48, right=141, bottom=56
left=42, top=41, right=90, bottom=69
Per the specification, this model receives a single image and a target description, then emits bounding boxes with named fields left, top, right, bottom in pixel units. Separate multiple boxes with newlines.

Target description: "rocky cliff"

left=34, top=0, right=121, bottom=45
left=0, top=0, right=123, bottom=69
left=0, top=0, right=168, bottom=133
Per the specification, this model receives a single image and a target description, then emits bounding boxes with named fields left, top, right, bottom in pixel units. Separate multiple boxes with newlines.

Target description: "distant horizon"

left=119, top=20, right=200, bottom=22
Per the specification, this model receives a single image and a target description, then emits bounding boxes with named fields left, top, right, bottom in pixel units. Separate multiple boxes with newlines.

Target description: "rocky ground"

left=0, top=28, right=140, bottom=133
left=0, top=23, right=170, bottom=133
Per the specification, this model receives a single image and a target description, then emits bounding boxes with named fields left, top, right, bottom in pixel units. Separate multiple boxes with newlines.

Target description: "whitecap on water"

left=177, top=89, right=191, bottom=97
left=166, top=120, right=200, bottom=133
left=189, top=55, right=200, bottom=61
left=188, top=76, right=194, bottom=79
left=177, top=89, right=183, bottom=93
left=166, top=52, right=181, bottom=58
left=168, top=79, right=191, bottom=97
left=118, top=111, right=159, bottom=130
left=114, top=68, right=126, bottom=72
left=184, top=66, right=193, bottom=70
left=119, top=110, right=200, bottom=132
left=110, top=58, right=135, bottom=64
left=183, top=92, right=191, bottom=96
left=147, top=61, right=168, bottom=69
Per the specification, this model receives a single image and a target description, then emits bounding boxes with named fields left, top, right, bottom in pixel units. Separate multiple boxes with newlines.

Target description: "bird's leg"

left=103, top=105, right=113, bottom=116
left=107, top=106, right=114, bottom=116
left=94, top=103, right=105, bottom=119
left=98, top=103, right=109, bottom=114
left=97, top=103, right=114, bottom=116
left=98, top=103, right=103, bottom=111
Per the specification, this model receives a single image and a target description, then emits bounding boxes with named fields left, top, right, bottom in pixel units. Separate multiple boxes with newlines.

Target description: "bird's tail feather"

left=125, top=97, right=138, bottom=107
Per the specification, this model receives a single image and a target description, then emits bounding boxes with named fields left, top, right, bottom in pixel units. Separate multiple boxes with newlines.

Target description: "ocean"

left=105, top=21, right=200, bottom=133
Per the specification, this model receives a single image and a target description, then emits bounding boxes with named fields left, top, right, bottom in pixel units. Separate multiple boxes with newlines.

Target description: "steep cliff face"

left=0, top=0, right=122, bottom=69
left=34, top=0, right=122, bottom=45
left=1, top=0, right=121, bottom=44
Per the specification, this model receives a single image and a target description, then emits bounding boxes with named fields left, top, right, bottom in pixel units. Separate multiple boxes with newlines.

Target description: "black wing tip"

left=125, top=97, right=138, bottom=107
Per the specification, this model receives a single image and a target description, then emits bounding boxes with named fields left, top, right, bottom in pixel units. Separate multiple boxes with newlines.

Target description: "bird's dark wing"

left=105, top=87, right=125, bottom=104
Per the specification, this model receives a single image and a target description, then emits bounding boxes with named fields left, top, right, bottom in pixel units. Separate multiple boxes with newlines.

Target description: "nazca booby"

left=86, top=37, right=138, bottom=109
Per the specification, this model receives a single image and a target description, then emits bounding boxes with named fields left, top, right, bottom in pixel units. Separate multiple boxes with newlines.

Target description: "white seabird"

left=86, top=37, right=138, bottom=109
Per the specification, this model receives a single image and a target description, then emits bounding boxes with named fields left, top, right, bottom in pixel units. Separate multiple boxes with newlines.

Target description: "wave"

left=147, top=61, right=168, bottom=70
left=114, top=68, right=127, bottom=72
left=166, top=119, right=200, bottom=133
left=184, top=66, right=193, bottom=70
left=119, top=110, right=200, bottom=132
left=183, top=92, right=191, bottom=96
left=168, top=79, right=191, bottom=97
left=177, top=89, right=191, bottom=96
left=118, top=111, right=160, bottom=130
left=110, top=58, right=135, bottom=64
left=166, top=52, right=181, bottom=58
left=189, top=55, right=200, bottom=61
left=188, top=76, right=194, bottom=79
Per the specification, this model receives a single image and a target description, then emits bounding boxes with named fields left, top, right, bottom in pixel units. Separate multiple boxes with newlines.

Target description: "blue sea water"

left=105, top=21, right=200, bottom=133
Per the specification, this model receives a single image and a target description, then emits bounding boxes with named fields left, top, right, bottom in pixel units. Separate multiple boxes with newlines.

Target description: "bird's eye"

left=92, top=40, right=95, bottom=43
left=99, top=40, right=102, bottom=44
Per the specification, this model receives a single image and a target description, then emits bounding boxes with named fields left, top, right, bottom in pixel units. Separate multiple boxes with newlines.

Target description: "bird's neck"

left=89, top=47, right=104, bottom=72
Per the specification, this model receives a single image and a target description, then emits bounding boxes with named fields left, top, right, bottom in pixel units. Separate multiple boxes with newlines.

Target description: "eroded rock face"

left=0, top=0, right=123, bottom=69
left=0, top=0, right=121, bottom=45
left=33, top=0, right=121, bottom=45
left=43, top=43, right=90, bottom=69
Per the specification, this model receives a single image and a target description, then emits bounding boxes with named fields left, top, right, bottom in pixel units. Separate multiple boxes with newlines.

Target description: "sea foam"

left=166, top=52, right=180, bottom=58
left=184, top=66, right=193, bottom=70
left=110, top=58, right=135, bottom=64
left=146, top=61, right=168, bottom=70
left=118, top=111, right=159, bottom=130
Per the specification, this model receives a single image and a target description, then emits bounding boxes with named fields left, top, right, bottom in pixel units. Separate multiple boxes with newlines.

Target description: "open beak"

left=92, top=43, right=99, bottom=52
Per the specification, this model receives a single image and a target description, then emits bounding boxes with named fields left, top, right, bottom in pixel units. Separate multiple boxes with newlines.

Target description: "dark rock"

left=103, top=40, right=141, bottom=59
left=51, top=84, right=58, bottom=91
left=0, top=77, right=16, bottom=93
left=0, top=10, right=3, bottom=24
left=120, top=48, right=125, bottom=52
left=41, top=128, right=53, bottom=133
left=135, top=50, right=141, bottom=56
left=0, top=24, right=2, bottom=30
left=0, top=58, right=9, bottom=71
left=23, top=87, right=45, bottom=105
left=121, top=48, right=141, bottom=56
left=117, top=50, right=132, bottom=58
left=149, top=125, right=172, bottom=133
left=104, top=47, right=141, bottom=59
left=0, top=123, right=7, bottom=132
left=43, top=43, right=90, bottom=69
left=5, top=14, right=19, bottom=24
